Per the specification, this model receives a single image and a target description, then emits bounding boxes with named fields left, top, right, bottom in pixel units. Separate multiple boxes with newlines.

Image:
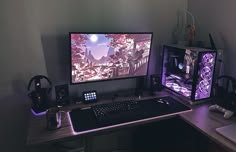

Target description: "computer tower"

left=161, top=45, right=217, bottom=103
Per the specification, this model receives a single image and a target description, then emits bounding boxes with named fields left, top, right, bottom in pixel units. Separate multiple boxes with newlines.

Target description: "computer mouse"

left=156, top=98, right=170, bottom=106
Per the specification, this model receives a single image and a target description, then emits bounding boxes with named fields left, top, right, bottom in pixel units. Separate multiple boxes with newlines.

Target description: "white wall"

left=0, top=0, right=187, bottom=151
left=188, top=0, right=236, bottom=77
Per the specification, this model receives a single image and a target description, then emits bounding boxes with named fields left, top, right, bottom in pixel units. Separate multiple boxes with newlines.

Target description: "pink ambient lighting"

left=31, top=108, right=46, bottom=116
left=170, top=74, right=182, bottom=80
left=67, top=112, right=78, bottom=135
left=173, top=84, right=181, bottom=92
left=181, top=87, right=191, bottom=97
left=161, top=45, right=217, bottom=101
left=200, top=66, right=212, bottom=80
left=202, top=53, right=214, bottom=67
left=199, top=80, right=210, bottom=94
left=165, top=82, right=191, bottom=97
left=166, top=82, right=173, bottom=88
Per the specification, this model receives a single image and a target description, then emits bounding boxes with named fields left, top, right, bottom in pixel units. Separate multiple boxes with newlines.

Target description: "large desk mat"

left=69, top=96, right=191, bottom=133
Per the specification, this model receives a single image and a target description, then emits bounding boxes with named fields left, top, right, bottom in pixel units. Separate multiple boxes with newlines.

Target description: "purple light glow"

left=200, top=66, right=212, bottom=80
left=165, top=82, right=191, bottom=97
left=195, top=92, right=198, bottom=98
left=183, top=91, right=191, bottom=97
left=67, top=112, right=78, bottom=135
left=162, top=46, right=216, bottom=101
left=199, top=80, right=210, bottom=94
left=170, top=74, right=182, bottom=80
left=172, top=83, right=179, bottom=88
left=195, top=52, right=216, bottom=100
left=31, top=108, right=46, bottom=116
left=181, top=87, right=191, bottom=97
left=166, top=82, right=173, bottom=88
left=202, top=53, right=214, bottom=67
left=173, top=85, right=181, bottom=92
left=180, top=87, right=188, bottom=93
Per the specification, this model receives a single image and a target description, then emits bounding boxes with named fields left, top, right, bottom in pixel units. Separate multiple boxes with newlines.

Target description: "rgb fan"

left=199, top=80, right=210, bottom=94
left=200, top=66, right=212, bottom=80
left=202, top=53, right=214, bottom=67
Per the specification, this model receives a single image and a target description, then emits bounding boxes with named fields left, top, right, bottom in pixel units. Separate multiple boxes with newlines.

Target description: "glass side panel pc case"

left=161, top=45, right=217, bottom=103
left=70, top=33, right=153, bottom=84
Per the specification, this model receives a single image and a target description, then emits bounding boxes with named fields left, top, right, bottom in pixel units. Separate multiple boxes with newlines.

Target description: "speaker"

left=150, top=74, right=162, bottom=94
left=55, top=84, right=69, bottom=106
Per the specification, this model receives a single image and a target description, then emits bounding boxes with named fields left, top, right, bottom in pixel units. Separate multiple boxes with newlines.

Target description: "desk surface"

left=180, top=103, right=236, bottom=152
left=26, top=92, right=236, bottom=152
left=27, top=91, right=180, bottom=146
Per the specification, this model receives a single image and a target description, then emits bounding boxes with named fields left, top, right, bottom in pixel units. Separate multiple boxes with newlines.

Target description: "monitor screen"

left=70, top=33, right=153, bottom=84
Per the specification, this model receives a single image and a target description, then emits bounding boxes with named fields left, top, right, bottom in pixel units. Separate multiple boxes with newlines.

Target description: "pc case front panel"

left=194, top=51, right=217, bottom=100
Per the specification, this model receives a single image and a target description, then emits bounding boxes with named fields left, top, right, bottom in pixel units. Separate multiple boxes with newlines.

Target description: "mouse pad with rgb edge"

left=69, top=96, right=191, bottom=133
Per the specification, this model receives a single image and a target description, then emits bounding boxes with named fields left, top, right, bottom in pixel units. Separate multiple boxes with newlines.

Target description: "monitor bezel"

left=69, top=32, right=153, bottom=85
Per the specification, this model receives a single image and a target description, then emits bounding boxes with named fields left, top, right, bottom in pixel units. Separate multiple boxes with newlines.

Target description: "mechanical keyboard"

left=92, top=100, right=139, bottom=118
left=91, top=96, right=181, bottom=125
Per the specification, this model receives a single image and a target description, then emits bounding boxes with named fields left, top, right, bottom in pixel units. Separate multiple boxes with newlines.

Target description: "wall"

left=188, top=0, right=236, bottom=77
left=0, top=0, right=187, bottom=151
left=0, top=1, right=47, bottom=152
left=36, top=0, right=188, bottom=95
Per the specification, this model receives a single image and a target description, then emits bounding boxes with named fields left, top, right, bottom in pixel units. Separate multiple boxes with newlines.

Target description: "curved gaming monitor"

left=70, top=32, right=153, bottom=84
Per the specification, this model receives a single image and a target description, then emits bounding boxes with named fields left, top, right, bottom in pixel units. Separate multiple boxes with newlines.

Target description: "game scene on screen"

left=71, top=34, right=152, bottom=83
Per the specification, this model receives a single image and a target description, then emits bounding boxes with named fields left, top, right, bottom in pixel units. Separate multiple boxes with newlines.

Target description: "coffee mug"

left=46, top=107, right=66, bottom=130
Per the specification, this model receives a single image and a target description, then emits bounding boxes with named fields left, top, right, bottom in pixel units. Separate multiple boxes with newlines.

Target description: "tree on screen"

left=71, top=34, right=90, bottom=81
left=105, top=34, right=130, bottom=69
left=105, top=34, right=149, bottom=74
left=71, top=34, right=88, bottom=65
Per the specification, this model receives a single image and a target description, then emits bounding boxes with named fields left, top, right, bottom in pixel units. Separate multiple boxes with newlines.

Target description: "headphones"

left=27, top=75, right=52, bottom=113
left=214, top=75, right=236, bottom=111
left=28, top=75, right=52, bottom=93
